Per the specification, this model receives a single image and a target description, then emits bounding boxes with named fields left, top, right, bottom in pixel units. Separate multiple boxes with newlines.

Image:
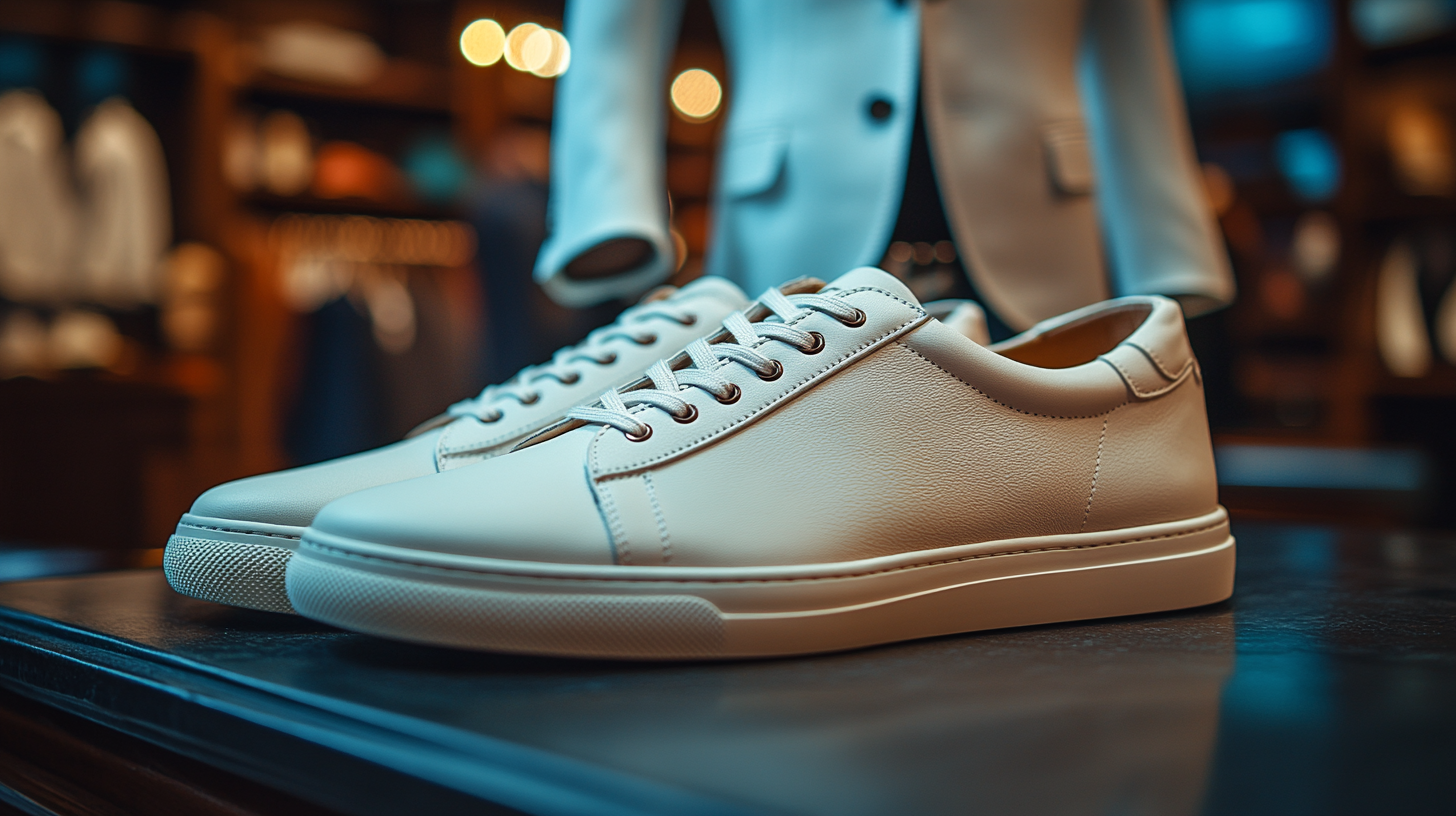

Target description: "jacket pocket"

left=1042, top=119, right=1095, bottom=196
left=719, top=127, right=787, bottom=198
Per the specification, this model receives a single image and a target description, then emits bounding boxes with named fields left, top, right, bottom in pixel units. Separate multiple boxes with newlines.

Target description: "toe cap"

left=311, top=428, right=613, bottom=565
left=191, top=432, right=442, bottom=528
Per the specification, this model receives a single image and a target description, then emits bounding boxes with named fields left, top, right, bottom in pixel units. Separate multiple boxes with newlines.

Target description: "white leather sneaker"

left=287, top=268, right=1234, bottom=659
left=164, top=277, right=749, bottom=613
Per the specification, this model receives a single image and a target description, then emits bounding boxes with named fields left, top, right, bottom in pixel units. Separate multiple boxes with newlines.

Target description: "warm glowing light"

left=504, top=23, right=542, bottom=71
left=460, top=19, right=505, bottom=66
left=528, top=29, right=571, bottom=77
left=521, top=28, right=553, bottom=72
left=670, top=68, right=722, bottom=121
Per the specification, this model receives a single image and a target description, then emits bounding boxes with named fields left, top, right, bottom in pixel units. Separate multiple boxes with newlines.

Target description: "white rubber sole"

left=163, top=514, right=303, bottom=614
left=286, top=508, right=1235, bottom=660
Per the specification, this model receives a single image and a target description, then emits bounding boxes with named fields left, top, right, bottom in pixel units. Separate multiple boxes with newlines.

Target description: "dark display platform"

left=0, top=523, right=1453, bottom=815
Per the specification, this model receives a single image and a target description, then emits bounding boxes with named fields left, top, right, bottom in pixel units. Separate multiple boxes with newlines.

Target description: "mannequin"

left=536, top=0, right=1234, bottom=330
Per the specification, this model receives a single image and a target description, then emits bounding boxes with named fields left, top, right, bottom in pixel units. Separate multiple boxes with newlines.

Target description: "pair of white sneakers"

left=165, top=267, right=1234, bottom=660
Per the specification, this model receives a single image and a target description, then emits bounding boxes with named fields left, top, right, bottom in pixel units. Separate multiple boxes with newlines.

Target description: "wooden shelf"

left=242, top=190, right=460, bottom=221
left=1372, top=365, right=1456, bottom=398
left=244, top=59, right=452, bottom=114
left=1361, top=196, right=1456, bottom=224
left=0, top=3, right=196, bottom=59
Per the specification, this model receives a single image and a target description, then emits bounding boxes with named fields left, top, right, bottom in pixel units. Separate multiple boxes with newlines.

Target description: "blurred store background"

left=0, top=0, right=1453, bottom=570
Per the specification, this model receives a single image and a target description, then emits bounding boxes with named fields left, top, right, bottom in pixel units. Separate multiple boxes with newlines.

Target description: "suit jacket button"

left=867, top=97, right=894, bottom=121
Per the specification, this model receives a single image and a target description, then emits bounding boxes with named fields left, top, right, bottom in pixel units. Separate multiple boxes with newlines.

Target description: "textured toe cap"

left=310, top=428, right=613, bottom=565
left=191, top=431, right=442, bottom=528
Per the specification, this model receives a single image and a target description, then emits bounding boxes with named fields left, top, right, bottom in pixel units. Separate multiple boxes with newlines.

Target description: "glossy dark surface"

left=0, top=522, right=1453, bottom=815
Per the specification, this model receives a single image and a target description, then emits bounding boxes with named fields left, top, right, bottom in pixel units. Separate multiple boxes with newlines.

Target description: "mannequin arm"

left=1081, top=0, right=1235, bottom=314
left=535, top=0, right=687, bottom=307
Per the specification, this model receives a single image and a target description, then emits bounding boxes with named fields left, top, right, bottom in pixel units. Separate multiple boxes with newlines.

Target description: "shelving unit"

left=1190, top=0, right=1456, bottom=449
left=0, top=2, right=561, bottom=548
left=0, top=0, right=737, bottom=547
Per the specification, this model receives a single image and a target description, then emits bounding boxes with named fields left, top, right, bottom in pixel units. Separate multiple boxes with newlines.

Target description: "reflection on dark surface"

left=0, top=522, right=1453, bottom=815
left=1204, top=526, right=1456, bottom=816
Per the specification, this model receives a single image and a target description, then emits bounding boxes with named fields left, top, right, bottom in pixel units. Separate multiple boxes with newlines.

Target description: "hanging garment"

left=1376, top=238, right=1432, bottom=378
left=0, top=89, right=78, bottom=304
left=74, top=97, right=171, bottom=306
left=538, top=0, right=1234, bottom=329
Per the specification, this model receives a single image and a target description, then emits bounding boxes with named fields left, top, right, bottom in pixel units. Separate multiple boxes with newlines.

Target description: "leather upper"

left=310, top=427, right=614, bottom=564
left=191, top=433, right=441, bottom=528
left=188, top=277, right=748, bottom=529
left=307, top=267, right=1219, bottom=569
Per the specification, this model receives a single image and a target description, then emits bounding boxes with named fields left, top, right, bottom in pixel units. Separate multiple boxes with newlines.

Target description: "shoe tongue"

left=667, top=275, right=751, bottom=309
left=821, top=266, right=920, bottom=307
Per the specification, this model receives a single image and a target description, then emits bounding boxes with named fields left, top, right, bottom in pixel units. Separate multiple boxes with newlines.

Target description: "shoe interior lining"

left=992, top=303, right=1152, bottom=369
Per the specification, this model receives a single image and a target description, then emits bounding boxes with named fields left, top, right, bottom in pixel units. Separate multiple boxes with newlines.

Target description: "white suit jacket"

left=536, top=0, right=1234, bottom=329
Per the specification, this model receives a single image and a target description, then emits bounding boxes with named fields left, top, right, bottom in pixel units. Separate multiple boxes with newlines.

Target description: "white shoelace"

left=447, top=299, right=702, bottom=423
left=568, top=288, right=863, bottom=438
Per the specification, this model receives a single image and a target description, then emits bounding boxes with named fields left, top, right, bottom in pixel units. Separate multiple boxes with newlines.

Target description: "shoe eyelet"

left=840, top=308, right=867, bottom=328
left=597, top=352, right=618, bottom=365
left=634, top=334, right=658, bottom=345
left=716, top=383, right=742, bottom=405
left=624, top=424, right=653, bottom=442
left=800, top=331, right=825, bottom=354
left=678, top=314, right=698, bottom=326
left=481, top=411, right=503, bottom=423
left=758, top=360, right=784, bottom=382
left=520, top=392, right=541, bottom=405
left=672, top=404, right=699, bottom=424
left=560, top=372, right=581, bottom=384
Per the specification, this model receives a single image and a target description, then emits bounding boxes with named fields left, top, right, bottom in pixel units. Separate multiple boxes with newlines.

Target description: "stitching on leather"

left=1081, top=416, right=1108, bottom=532
left=439, top=422, right=539, bottom=456
left=301, top=519, right=1228, bottom=585
left=644, top=472, right=672, bottom=565
left=596, top=479, right=631, bottom=565
left=1130, top=341, right=1184, bottom=381
left=896, top=343, right=1125, bottom=420
left=592, top=294, right=927, bottom=475
left=180, top=522, right=301, bottom=541
left=439, top=446, right=505, bottom=467
left=1102, top=353, right=1192, bottom=399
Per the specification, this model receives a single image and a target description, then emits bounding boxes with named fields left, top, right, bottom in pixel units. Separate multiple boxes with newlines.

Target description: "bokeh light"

left=459, top=19, right=505, bottom=66
left=529, top=29, right=571, bottom=77
left=670, top=68, right=722, bottom=121
left=521, top=28, right=553, bottom=73
left=504, top=23, right=541, bottom=71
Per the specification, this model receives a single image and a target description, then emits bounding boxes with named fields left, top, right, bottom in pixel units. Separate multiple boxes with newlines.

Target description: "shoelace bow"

left=447, top=300, right=700, bottom=423
left=568, top=288, right=862, bottom=438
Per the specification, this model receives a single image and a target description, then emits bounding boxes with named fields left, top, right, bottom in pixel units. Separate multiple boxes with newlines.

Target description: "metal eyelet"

left=624, top=424, right=653, bottom=442
left=840, top=308, right=867, bottom=328
left=560, top=372, right=581, bottom=384
left=597, top=352, right=618, bottom=365
left=678, top=314, right=698, bottom=326
left=672, top=404, right=699, bottom=424
left=758, top=360, right=784, bottom=381
left=481, top=412, right=503, bottom=423
left=716, top=383, right=742, bottom=405
left=520, top=393, right=541, bottom=405
left=634, top=334, right=658, bottom=345
left=800, top=331, right=826, bottom=354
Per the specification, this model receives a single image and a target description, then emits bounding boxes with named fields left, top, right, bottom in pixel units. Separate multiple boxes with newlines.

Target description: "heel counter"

left=1083, top=369, right=1220, bottom=532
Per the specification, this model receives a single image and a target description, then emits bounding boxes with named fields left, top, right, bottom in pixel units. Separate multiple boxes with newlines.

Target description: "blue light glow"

left=0, top=38, right=43, bottom=90
left=1274, top=129, right=1342, bottom=201
left=76, top=48, right=128, bottom=106
left=1172, top=0, right=1335, bottom=94
left=1214, top=444, right=1425, bottom=490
